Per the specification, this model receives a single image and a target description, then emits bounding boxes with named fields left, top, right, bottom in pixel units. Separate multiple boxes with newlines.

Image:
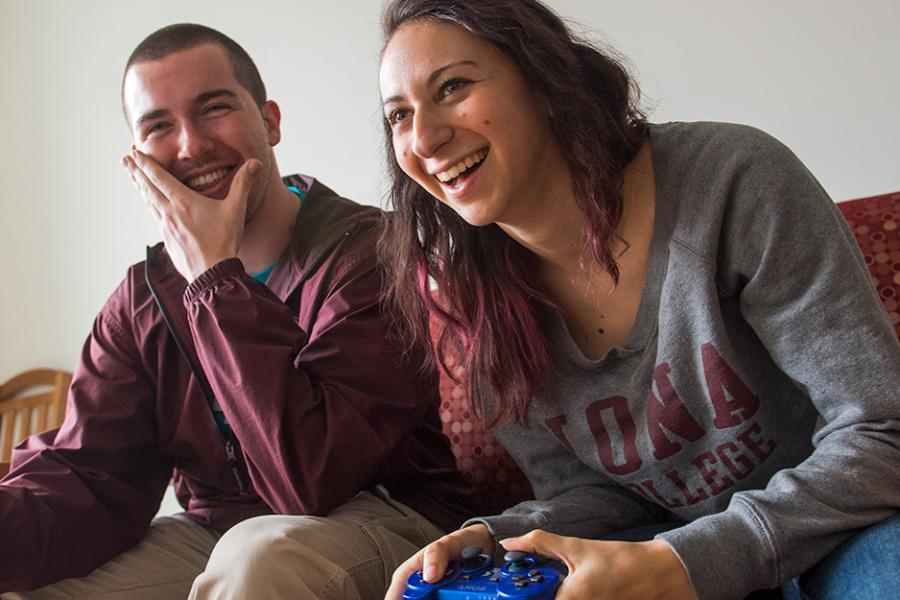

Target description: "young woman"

left=377, top=1, right=900, bottom=598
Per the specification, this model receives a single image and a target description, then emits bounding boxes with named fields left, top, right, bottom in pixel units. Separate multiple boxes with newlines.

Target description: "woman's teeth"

left=436, top=150, right=488, bottom=183
left=188, top=168, right=229, bottom=189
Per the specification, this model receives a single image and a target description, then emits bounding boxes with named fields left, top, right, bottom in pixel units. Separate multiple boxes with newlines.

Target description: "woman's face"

left=380, top=20, right=567, bottom=228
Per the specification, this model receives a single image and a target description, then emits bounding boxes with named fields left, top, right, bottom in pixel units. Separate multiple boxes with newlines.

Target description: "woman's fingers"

left=420, top=535, right=456, bottom=582
left=500, top=529, right=579, bottom=574
left=384, top=524, right=494, bottom=600
left=384, top=548, right=426, bottom=600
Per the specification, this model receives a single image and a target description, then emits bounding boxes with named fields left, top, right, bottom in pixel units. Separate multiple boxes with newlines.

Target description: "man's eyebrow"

left=134, top=108, right=171, bottom=130
left=382, top=60, right=477, bottom=107
left=195, top=89, right=239, bottom=105
left=133, top=89, right=240, bottom=130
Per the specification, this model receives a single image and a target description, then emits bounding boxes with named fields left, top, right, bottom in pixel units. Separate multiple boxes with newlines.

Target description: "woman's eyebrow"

left=426, top=60, right=477, bottom=85
left=382, top=60, right=477, bottom=106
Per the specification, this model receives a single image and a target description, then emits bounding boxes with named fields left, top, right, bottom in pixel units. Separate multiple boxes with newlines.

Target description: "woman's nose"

left=411, top=108, right=452, bottom=159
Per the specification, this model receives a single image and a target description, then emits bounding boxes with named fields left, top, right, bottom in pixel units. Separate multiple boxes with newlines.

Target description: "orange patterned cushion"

left=837, top=191, right=900, bottom=339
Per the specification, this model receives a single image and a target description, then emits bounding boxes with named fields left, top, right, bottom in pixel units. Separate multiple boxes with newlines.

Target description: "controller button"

left=529, top=574, right=545, bottom=583
left=460, top=546, right=482, bottom=561
left=490, top=576, right=500, bottom=582
left=515, top=580, right=529, bottom=588
left=512, top=574, right=527, bottom=581
left=529, top=569, right=541, bottom=577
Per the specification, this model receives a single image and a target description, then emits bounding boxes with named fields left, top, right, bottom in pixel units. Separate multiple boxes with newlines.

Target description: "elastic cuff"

left=184, top=258, right=245, bottom=304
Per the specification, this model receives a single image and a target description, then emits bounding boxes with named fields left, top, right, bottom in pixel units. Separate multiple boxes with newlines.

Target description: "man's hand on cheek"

left=121, top=148, right=260, bottom=283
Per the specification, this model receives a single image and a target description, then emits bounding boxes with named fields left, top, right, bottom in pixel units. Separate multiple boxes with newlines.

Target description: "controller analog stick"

left=504, top=550, right=529, bottom=569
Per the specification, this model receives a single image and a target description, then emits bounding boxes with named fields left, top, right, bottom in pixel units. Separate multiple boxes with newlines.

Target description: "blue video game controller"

left=402, top=546, right=563, bottom=599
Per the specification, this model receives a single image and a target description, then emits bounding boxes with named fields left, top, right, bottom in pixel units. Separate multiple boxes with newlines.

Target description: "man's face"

left=122, top=43, right=279, bottom=210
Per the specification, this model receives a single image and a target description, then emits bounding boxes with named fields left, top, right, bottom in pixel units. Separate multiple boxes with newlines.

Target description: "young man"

left=0, top=24, right=476, bottom=599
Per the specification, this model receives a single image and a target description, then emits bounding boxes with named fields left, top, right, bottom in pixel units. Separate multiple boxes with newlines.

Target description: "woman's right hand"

left=384, top=523, right=494, bottom=599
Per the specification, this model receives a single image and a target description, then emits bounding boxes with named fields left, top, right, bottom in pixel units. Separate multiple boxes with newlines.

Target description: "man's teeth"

left=188, top=168, right=229, bottom=189
left=436, top=150, right=488, bottom=183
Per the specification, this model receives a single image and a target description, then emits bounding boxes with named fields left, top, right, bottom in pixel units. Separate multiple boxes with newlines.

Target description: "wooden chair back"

left=0, top=369, right=72, bottom=464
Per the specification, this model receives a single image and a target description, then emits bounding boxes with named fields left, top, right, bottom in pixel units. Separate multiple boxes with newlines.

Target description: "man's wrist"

left=188, top=252, right=238, bottom=283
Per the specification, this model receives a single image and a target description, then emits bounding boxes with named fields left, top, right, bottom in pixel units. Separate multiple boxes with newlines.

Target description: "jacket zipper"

left=223, top=437, right=245, bottom=494
left=145, top=247, right=248, bottom=494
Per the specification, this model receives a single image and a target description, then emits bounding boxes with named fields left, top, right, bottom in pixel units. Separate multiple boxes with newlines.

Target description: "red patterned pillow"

left=838, top=191, right=900, bottom=339
left=428, top=310, right=535, bottom=514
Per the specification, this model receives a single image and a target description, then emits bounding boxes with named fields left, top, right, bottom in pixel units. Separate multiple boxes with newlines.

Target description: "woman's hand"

left=384, top=523, right=493, bottom=600
left=501, top=530, right=697, bottom=600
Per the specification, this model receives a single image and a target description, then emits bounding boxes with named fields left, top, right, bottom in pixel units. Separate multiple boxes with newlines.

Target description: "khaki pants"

left=6, top=490, right=442, bottom=600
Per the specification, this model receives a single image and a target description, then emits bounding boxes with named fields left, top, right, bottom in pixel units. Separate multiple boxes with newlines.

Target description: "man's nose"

left=176, top=122, right=214, bottom=161
left=411, top=108, right=452, bottom=159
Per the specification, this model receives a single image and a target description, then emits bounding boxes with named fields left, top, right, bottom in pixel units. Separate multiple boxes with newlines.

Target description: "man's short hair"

left=122, top=23, right=267, bottom=121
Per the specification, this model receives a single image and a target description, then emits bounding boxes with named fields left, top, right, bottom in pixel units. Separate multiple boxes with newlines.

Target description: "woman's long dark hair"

left=379, top=0, right=647, bottom=425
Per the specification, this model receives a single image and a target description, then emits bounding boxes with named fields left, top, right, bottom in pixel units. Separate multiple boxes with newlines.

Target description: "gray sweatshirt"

left=467, top=122, right=900, bottom=600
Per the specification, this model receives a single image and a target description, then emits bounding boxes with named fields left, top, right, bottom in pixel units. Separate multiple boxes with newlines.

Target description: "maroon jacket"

left=0, top=176, right=477, bottom=593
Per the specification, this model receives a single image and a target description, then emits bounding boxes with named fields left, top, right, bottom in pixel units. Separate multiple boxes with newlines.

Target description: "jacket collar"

left=144, top=173, right=380, bottom=318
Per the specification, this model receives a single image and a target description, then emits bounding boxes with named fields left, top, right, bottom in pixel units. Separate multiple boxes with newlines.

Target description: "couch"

left=3, top=192, right=897, bottom=492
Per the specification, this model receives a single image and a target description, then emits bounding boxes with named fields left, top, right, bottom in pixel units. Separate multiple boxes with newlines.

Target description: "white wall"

left=2, top=0, right=899, bottom=381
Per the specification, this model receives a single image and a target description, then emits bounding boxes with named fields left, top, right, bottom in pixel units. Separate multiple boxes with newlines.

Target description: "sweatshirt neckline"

left=550, top=123, right=675, bottom=369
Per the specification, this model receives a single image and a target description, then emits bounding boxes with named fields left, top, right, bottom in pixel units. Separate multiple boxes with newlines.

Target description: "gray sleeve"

left=658, top=128, right=900, bottom=599
left=465, top=415, right=669, bottom=544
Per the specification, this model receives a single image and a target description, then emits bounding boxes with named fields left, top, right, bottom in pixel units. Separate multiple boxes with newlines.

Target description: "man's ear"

left=262, top=100, right=282, bottom=146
